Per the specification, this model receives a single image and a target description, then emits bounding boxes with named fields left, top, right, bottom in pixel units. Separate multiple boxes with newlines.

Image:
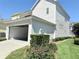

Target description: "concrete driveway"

left=0, top=40, right=28, bottom=59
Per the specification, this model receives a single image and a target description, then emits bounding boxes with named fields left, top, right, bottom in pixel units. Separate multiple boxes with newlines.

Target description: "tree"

left=72, top=23, right=79, bottom=37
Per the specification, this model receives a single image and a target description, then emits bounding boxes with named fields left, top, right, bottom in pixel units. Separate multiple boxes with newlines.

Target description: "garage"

left=9, top=25, right=28, bottom=41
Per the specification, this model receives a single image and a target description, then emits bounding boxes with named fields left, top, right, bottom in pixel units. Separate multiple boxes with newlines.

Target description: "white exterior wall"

left=32, top=0, right=56, bottom=24
left=32, top=19, right=56, bottom=40
left=32, top=0, right=70, bottom=38
left=55, top=10, right=70, bottom=37
left=28, top=24, right=32, bottom=45
left=6, top=27, right=9, bottom=40
left=0, top=23, right=6, bottom=33
left=11, top=16, right=20, bottom=20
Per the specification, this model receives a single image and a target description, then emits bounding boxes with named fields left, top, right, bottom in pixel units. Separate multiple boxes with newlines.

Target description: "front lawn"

left=6, top=46, right=29, bottom=59
left=57, top=39, right=79, bottom=59
left=6, top=38, right=79, bottom=59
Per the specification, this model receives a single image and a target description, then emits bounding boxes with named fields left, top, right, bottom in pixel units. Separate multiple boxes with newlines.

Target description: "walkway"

left=0, top=40, right=28, bottom=59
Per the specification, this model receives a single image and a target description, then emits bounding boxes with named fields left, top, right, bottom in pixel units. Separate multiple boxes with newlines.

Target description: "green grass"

left=6, top=46, right=29, bottom=59
left=6, top=38, right=79, bottom=59
left=57, top=39, right=79, bottom=59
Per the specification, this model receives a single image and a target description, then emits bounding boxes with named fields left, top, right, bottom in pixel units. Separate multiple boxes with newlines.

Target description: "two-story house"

left=6, top=0, right=70, bottom=44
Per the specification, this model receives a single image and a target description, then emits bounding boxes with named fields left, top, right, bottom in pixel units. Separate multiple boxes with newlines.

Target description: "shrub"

left=25, top=35, right=58, bottom=59
left=74, top=38, right=79, bottom=45
left=54, top=37, right=72, bottom=42
left=26, top=43, right=57, bottom=59
left=31, top=35, right=49, bottom=46
left=72, top=23, right=79, bottom=37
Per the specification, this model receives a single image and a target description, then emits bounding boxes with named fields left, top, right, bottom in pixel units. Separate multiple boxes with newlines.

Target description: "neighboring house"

left=0, top=20, right=6, bottom=37
left=5, top=0, right=71, bottom=44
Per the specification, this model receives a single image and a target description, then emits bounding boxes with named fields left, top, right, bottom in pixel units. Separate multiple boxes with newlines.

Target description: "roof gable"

left=31, top=0, right=57, bottom=10
left=31, top=0, right=40, bottom=10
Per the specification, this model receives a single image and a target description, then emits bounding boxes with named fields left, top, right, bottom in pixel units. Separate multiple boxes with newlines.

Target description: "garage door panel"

left=9, top=25, right=28, bottom=41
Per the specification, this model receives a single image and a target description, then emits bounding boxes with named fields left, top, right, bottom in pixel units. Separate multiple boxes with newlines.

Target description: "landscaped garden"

left=5, top=22, right=79, bottom=59
left=57, top=38, right=79, bottom=59
left=6, top=38, right=79, bottom=59
left=6, top=35, right=57, bottom=59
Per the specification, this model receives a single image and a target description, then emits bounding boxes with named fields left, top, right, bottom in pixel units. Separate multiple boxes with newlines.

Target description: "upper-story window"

left=46, top=8, right=49, bottom=14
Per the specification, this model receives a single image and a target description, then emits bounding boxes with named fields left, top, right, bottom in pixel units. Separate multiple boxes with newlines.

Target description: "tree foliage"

left=72, top=23, right=79, bottom=37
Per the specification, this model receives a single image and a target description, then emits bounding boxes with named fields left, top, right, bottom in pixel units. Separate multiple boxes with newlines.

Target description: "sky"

left=0, top=0, right=79, bottom=22
left=58, top=0, right=79, bottom=22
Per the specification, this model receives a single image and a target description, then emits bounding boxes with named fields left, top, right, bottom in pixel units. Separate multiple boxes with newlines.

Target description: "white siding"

left=0, top=23, right=6, bottom=34
left=55, top=10, right=70, bottom=37
left=32, top=0, right=56, bottom=24
left=32, top=0, right=70, bottom=38
left=11, top=16, right=20, bottom=20
left=32, top=19, right=56, bottom=39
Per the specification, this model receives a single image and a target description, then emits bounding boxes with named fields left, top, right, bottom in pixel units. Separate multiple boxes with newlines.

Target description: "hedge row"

left=74, top=38, right=79, bottom=45
left=53, top=37, right=72, bottom=42
left=30, top=35, right=49, bottom=46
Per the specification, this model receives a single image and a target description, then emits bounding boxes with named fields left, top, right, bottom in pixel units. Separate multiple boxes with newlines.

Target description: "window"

left=46, top=8, right=49, bottom=14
